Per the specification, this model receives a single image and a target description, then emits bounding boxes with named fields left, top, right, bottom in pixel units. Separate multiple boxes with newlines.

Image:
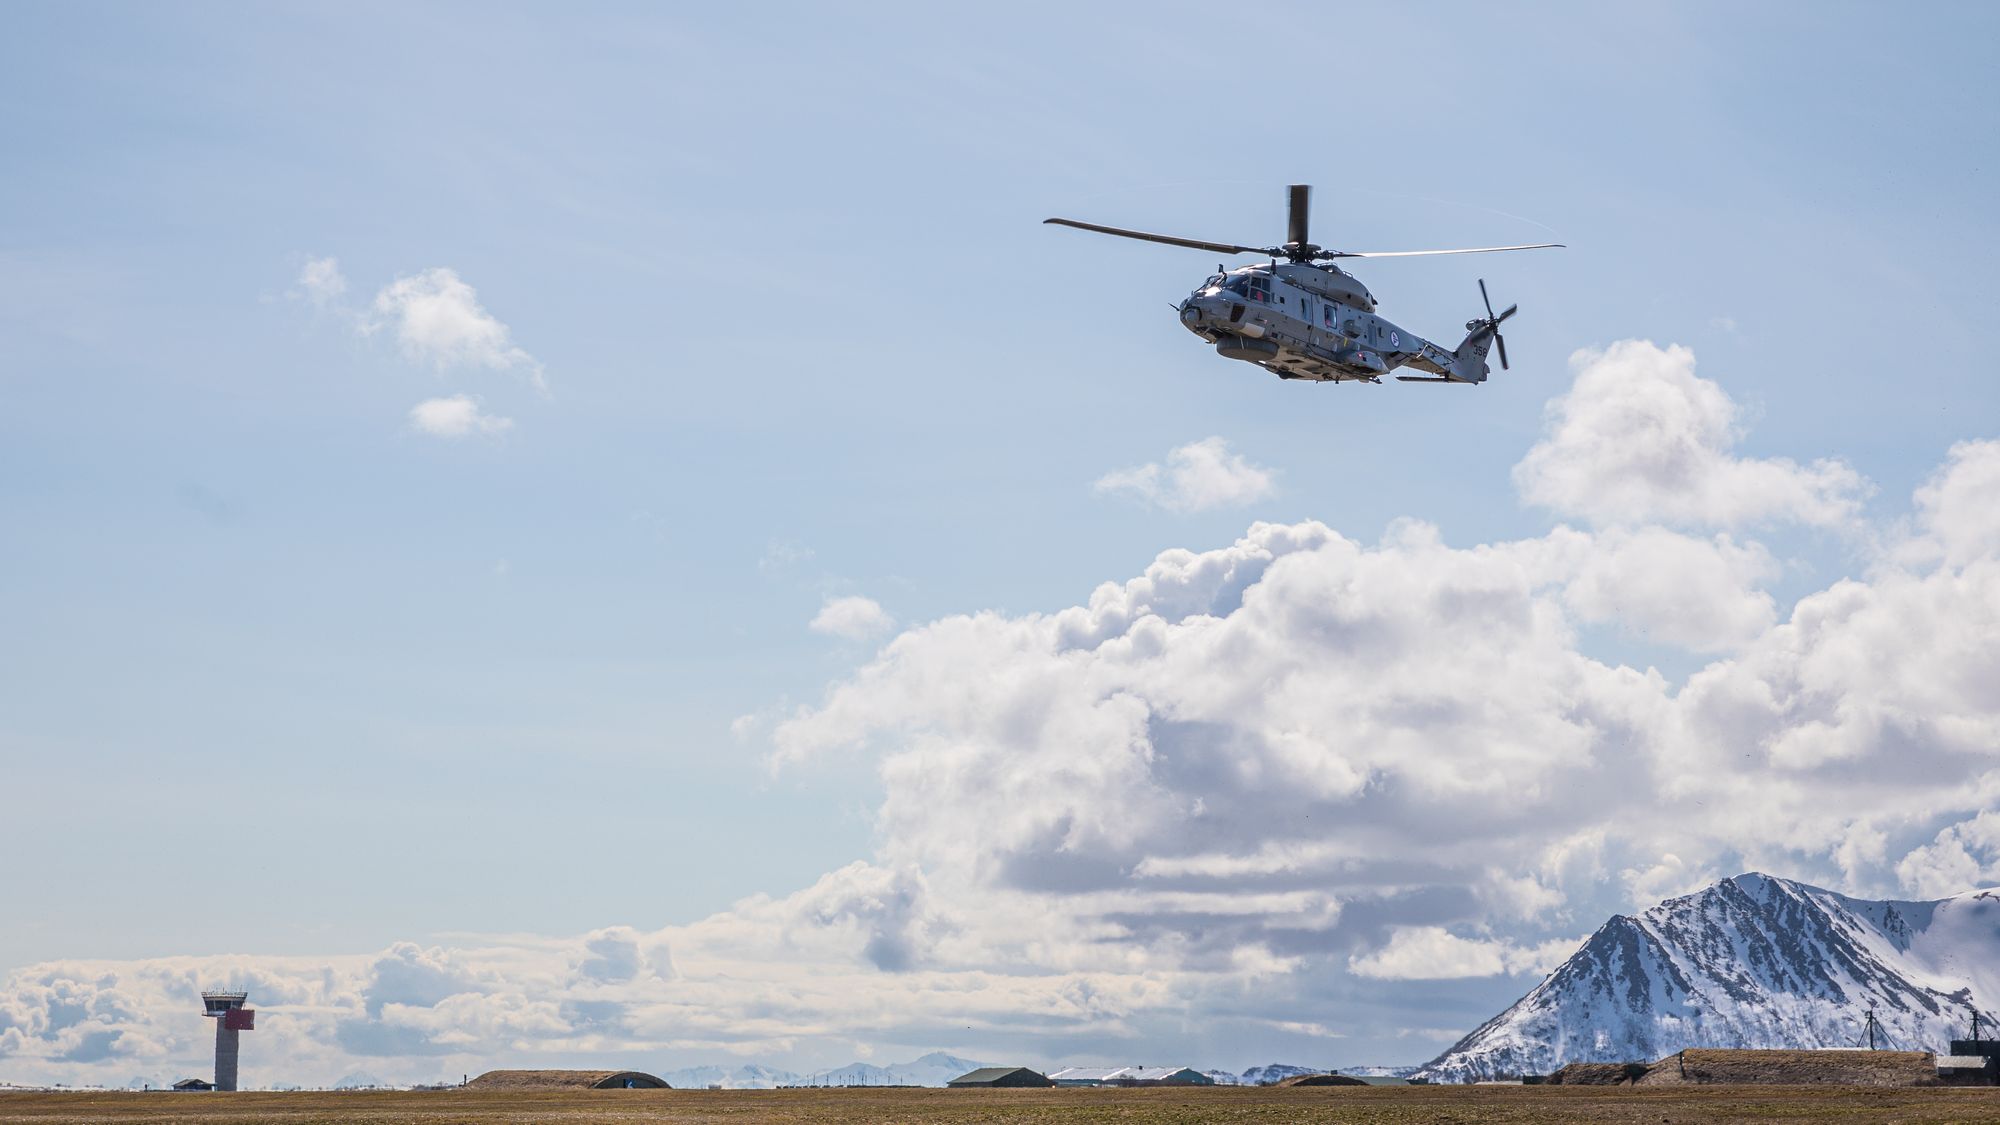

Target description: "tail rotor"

left=1477, top=278, right=1518, bottom=370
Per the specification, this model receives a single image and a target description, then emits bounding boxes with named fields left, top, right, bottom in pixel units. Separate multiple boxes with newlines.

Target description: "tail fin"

left=1450, top=323, right=1497, bottom=384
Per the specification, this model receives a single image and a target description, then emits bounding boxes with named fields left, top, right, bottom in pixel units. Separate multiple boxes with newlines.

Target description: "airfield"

left=4, top=1085, right=2000, bottom=1124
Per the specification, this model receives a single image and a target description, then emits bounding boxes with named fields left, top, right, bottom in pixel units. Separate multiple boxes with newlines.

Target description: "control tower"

left=199, top=991, right=255, bottom=1091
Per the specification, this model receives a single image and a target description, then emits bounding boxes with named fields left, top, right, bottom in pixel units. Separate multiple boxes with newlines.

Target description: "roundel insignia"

left=1390, top=330, right=1401, bottom=347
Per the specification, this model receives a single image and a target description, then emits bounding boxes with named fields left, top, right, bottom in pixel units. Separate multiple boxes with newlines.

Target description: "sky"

left=2, top=0, right=1998, bottom=1089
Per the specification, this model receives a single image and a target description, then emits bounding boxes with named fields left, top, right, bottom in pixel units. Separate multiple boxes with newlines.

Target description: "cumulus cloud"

left=1903, top=439, right=2000, bottom=569
left=1349, top=929, right=1585, bottom=981
left=1560, top=527, right=1778, bottom=652
left=1514, top=341, right=1867, bottom=528
left=810, top=595, right=894, bottom=641
left=1096, top=437, right=1275, bottom=513
left=370, top=268, right=545, bottom=389
left=10, top=340, right=1999, bottom=1086
left=1896, top=813, right=2000, bottom=899
left=286, top=256, right=547, bottom=429
left=408, top=394, right=514, bottom=438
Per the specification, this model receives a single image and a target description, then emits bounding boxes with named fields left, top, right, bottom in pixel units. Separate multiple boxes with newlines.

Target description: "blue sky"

left=3, top=0, right=1999, bottom=1085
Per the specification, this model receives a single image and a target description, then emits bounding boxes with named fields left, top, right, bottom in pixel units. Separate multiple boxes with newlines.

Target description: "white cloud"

left=370, top=268, right=545, bottom=389
left=1513, top=341, right=1867, bottom=529
left=758, top=540, right=816, bottom=576
left=294, top=256, right=348, bottom=307
left=1903, top=439, right=2000, bottom=569
left=1096, top=437, right=1275, bottom=513
left=408, top=395, right=513, bottom=438
left=1561, top=527, right=1779, bottom=652
left=1620, top=854, right=1716, bottom=907
left=810, top=595, right=894, bottom=641
left=1897, top=812, right=2000, bottom=899
left=288, top=255, right=545, bottom=391
left=13, top=340, right=2000, bottom=1086
left=288, top=256, right=546, bottom=437
left=1349, top=929, right=1584, bottom=981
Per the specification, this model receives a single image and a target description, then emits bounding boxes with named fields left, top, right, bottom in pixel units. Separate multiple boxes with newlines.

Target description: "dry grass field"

left=4, top=1084, right=2000, bottom=1124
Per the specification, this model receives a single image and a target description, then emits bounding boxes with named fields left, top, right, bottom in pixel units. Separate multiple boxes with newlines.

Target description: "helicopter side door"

left=1278, top=283, right=1321, bottom=350
left=1310, top=297, right=1343, bottom=354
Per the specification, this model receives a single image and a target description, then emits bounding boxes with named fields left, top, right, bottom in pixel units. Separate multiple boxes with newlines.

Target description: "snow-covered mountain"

left=331, top=1070, right=389, bottom=1089
left=891, top=1052, right=989, bottom=1086
left=665, top=1052, right=986, bottom=1088
left=1419, top=873, right=2000, bottom=1082
left=663, top=1056, right=1395, bottom=1088
left=659, top=1063, right=802, bottom=1089
left=1236, top=1063, right=1323, bottom=1085
left=1228, top=1062, right=1415, bottom=1084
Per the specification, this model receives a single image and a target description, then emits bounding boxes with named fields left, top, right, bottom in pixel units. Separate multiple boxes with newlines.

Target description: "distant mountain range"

left=659, top=1054, right=1369, bottom=1088
left=1418, top=873, right=2000, bottom=1082
left=661, top=1051, right=983, bottom=1089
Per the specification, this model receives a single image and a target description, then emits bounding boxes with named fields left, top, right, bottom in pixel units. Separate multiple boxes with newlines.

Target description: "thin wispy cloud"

left=293, top=255, right=347, bottom=307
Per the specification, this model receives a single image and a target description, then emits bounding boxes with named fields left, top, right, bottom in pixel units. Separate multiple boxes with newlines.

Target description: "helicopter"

left=1045, top=185, right=1561, bottom=385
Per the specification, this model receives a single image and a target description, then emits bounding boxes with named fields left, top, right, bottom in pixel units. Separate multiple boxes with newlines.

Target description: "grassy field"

left=4, top=1085, right=2000, bottom=1124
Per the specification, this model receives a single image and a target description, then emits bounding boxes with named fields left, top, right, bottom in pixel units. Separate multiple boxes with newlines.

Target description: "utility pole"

left=1864, top=1007, right=1880, bottom=1051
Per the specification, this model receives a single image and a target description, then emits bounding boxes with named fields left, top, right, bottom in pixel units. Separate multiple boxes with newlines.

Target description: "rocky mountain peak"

left=1417, top=873, right=1998, bottom=1082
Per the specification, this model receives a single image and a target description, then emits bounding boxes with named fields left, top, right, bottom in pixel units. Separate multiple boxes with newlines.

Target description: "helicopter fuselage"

left=1179, top=262, right=1471, bottom=383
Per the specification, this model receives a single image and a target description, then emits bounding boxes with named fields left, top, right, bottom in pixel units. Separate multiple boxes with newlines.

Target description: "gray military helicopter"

left=1045, top=185, right=1560, bottom=384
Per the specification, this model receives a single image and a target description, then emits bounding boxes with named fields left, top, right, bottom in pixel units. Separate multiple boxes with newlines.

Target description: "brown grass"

left=2, top=1084, right=1998, bottom=1124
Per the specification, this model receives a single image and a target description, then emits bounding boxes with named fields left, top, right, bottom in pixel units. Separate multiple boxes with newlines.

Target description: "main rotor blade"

left=1320, top=242, right=1565, bottom=259
left=1287, top=185, right=1310, bottom=249
left=1043, top=218, right=1266, bottom=256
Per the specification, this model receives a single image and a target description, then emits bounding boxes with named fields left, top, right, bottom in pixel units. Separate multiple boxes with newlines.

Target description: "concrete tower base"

left=214, top=1021, right=239, bottom=1092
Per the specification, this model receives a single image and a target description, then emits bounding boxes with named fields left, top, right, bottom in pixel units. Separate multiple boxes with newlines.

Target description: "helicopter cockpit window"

left=1227, top=275, right=1272, bottom=303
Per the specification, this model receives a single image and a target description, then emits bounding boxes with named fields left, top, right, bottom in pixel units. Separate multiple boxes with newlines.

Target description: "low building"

left=1941, top=1038, right=2000, bottom=1085
left=465, top=1070, right=670, bottom=1090
left=945, top=1066, right=1053, bottom=1088
left=170, top=1078, right=214, bottom=1092
left=1548, top=1062, right=1647, bottom=1085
